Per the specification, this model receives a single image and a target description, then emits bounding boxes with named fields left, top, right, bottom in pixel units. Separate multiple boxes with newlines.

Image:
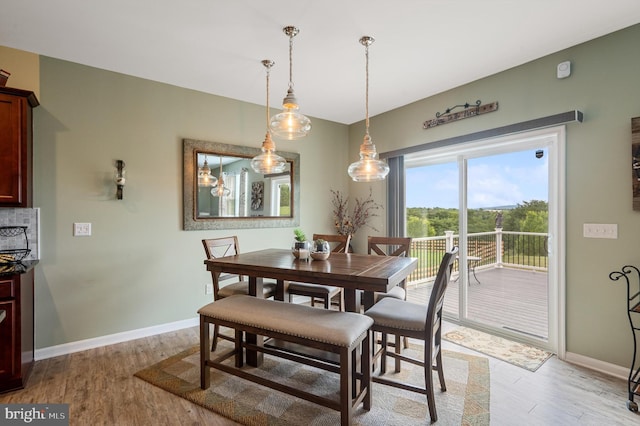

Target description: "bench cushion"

left=198, top=295, right=373, bottom=347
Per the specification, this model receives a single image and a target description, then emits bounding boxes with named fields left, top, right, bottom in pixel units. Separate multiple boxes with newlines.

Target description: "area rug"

left=135, top=342, right=489, bottom=425
left=443, top=326, right=553, bottom=372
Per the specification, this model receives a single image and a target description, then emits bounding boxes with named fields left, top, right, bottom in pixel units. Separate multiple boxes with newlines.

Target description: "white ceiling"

left=2, top=0, right=640, bottom=124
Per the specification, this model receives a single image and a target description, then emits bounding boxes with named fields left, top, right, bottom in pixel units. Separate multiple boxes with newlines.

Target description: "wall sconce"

left=115, top=160, right=126, bottom=200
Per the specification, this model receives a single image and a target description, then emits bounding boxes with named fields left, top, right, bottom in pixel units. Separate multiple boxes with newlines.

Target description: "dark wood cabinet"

left=0, top=267, right=35, bottom=393
left=0, top=87, right=39, bottom=207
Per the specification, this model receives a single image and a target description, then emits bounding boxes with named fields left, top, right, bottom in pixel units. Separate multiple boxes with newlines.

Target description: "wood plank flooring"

left=0, top=327, right=237, bottom=425
left=1, top=324, right=638, bottom=425
left=409, top=266, right=549, bottom=339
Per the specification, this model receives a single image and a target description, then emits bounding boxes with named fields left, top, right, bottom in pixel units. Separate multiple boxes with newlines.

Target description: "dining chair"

left=366, top=236, right=413, bottom=348
left=287, top=233, right=351, bottom=310
left=364, top=246, right=458, bottom=423
left=202, top=236, right=277, bottom=350
left=367, top=236, right=413, bottom=303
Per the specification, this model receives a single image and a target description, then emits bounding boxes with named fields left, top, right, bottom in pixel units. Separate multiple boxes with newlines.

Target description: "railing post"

left=445, top=231, right=454, bottom=252
left=495, top=228, right=503, bottom=268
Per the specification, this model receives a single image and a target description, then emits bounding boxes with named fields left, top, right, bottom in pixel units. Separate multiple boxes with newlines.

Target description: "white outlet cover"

left=73, top=222, right=92, bottom=236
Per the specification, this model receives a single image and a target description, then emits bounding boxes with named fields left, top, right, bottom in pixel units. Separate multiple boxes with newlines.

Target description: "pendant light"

left=251, top=60, right=287, bottom=174
left=211, top=156, right=230, bottom=197
left=197, top=156, right=218, bottom=187
left=269, top=26, right=311, bottom=140
left=347, top=36, right=390, bottom=182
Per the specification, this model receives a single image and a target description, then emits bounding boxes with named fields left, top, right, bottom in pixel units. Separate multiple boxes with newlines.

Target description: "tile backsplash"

left=0, top=208, right=40, bottom=260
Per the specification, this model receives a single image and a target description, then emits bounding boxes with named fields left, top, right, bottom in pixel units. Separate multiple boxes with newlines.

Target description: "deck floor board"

left=408, top=266, right=549, bottom=339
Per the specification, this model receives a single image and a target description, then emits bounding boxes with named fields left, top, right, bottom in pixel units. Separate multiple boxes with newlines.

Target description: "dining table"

left=204, top=248, right=418, bottom=366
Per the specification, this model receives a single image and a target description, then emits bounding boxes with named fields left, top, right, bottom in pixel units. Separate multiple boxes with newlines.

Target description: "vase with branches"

left=330, top=188, right=382, bottom=237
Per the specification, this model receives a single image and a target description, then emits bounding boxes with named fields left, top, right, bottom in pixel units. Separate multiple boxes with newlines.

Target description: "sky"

left=406, top=148, right=548, bottom=209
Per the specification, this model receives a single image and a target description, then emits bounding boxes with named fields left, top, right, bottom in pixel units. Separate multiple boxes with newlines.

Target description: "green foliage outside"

left=407, top=200, right=549, bottom=265
left=280, top=185, right=290, bottom=207
left=406, top=200, right=548, bottom=237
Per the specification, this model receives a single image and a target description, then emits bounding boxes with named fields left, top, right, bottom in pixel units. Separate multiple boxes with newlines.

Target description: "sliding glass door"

left=405, top=127, right=563, bottom=352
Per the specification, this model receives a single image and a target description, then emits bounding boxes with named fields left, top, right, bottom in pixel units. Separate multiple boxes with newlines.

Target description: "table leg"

left=470, top=263, right=481, bottom=284
left=247, top=276, right=265, bottom=367
left=344, top=288, right=365, bottom=312
left=275, top=279, right=288, bottom=302
left=361, top=291, right=375, bottom=312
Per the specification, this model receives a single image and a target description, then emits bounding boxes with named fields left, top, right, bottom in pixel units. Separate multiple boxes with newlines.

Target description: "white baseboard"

left=564, top=351, right=629, bottom=380
left=35, top=317, right=199, bottom=360
left=33, top=317, right=632, bottom=383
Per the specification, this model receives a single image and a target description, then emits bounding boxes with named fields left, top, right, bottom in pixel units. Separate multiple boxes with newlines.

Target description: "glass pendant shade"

left=270, top=26, right=311, bottom=140
left=347, top=134, right=390, bottom=181
left=347, top=35, right=389, bottom=182
left=211, top=157, right=230, bottom=197
left=211, top=183, right=230, bottom=197
left=251, top=133, right=287, bottom=174
left=252, top=59, right=287, bottom=174
left=197, top=157, right=218, bottom=187
left=270, top=90, right=311, bottom=140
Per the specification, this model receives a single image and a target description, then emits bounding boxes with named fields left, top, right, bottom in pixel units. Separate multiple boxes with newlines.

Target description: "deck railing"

left=409, top=230, right=548, bottom=284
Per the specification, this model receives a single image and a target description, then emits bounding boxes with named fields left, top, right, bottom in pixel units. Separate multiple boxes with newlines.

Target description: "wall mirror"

left=183, top=138, right=300, bottom=230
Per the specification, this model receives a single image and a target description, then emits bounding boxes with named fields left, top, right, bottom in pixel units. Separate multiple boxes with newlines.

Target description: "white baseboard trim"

left=35, top=317, right=199, bottom=360
left=33, top=317, right=633, bottom=383
left=564, top=351, right=629, bottom=380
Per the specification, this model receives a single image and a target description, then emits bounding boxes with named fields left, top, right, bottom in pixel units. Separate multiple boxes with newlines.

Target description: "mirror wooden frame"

left=183, top=138, right=300, bottom=230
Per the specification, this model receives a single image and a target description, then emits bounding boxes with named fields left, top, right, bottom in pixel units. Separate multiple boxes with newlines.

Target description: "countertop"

left=0, top=260, right=38, bottom=277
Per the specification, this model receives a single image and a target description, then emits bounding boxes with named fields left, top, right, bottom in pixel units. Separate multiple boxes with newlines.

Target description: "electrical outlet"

left=583, top=223, right=618, bottom=239
left=73, top=223, right=92, bottom=236
left=205, top=284, right=213, bottom=295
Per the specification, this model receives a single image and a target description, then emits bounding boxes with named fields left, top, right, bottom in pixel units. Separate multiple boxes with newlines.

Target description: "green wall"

left=8, top=23, right=640, bottom=369
left=33, top=57, right=350, bottom=348
left=348, top=24, right=640, bottom=368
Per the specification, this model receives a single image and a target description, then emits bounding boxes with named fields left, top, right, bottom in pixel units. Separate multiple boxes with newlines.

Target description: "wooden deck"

left=407, top=266, right=549, bottom=340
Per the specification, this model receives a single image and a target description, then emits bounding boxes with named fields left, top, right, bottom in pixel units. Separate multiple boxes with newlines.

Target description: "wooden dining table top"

left=204, top=248, right=418, bottom=294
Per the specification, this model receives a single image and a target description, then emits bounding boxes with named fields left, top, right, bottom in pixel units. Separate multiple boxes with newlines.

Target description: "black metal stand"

left=610, top=265, right=640, bottom=412
left=0, top=226, right=30, bottom=264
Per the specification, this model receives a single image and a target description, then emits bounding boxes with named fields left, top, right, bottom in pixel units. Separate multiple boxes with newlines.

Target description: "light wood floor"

left=409, top=267, right=549, bottom=339
left=1, top=324, right=638, bottom=425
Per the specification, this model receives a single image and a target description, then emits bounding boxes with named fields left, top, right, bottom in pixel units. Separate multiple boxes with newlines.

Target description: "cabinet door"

left=0, top=300, right=17, bottom=379
left=0, top=93, right=28, bottom=206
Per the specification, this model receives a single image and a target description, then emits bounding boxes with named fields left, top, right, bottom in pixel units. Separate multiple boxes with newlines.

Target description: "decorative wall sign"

left=423, top=100, right=499, bottom=129
left=251, top=181, right=264, bottom=210
left=632, top=117, right=640, bottom=211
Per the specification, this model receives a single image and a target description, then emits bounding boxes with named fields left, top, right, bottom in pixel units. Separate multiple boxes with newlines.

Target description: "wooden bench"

left=198, top=295, right=373, bottom=426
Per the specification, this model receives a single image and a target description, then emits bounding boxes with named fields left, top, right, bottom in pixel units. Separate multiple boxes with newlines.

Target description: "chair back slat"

left=202, top=236, right=243, bottom=296
left=367, top=236, right=412, bottom=257
left=202, top=236, right=240, bottom=259
left=312, top=233, right=351, bottom=253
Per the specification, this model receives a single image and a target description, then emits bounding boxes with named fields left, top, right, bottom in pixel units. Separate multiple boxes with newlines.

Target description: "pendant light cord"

left=364, top=42, right=370, bottom=137
left=266, top=64, right=271, bottom=130
left=288, top=34, right=294, bottom=91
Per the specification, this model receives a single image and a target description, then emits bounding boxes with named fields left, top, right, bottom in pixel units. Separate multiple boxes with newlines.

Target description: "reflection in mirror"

left=183, top=139, right=300, bottom=230
left=196, top=154, right=291, bottom=218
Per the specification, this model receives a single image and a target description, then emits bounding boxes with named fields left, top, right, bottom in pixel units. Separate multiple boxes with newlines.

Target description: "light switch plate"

left=73, top=223, right=92, bottom=236
left=583, top=223, right=617, bottom=239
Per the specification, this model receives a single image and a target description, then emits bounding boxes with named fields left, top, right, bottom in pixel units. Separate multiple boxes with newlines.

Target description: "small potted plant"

left=291, top=228, right=311, bottom=259
left=311, top=238, right=330, bottom=260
